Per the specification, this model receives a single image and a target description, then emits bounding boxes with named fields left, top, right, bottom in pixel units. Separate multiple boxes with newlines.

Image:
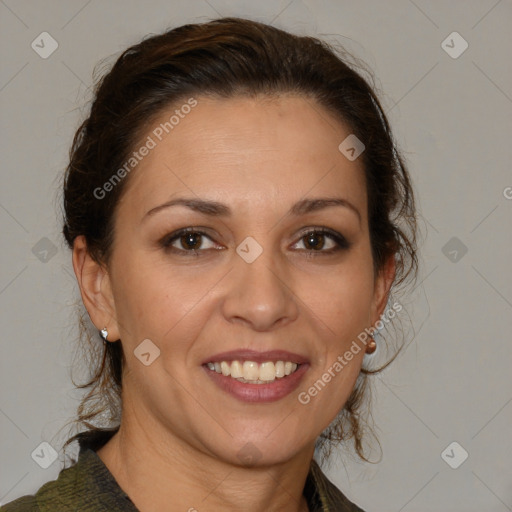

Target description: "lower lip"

left=203, top=364, right=309, bottom=403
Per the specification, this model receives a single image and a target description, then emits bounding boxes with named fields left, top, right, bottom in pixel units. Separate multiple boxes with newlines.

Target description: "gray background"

left=1, top=1, right=511, bottom=511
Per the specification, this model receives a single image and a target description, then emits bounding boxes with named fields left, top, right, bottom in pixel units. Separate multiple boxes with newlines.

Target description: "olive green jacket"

left=2, top=437, right=365, bottom=512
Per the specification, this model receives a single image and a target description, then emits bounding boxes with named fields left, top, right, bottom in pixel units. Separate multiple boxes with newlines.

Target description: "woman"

left=3, top=17, right=417, bottom=512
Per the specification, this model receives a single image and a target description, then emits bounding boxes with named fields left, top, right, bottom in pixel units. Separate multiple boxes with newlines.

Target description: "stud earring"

left=365, top=337, right=376, bottom=354
left=100, top=327, right=108, bottom=342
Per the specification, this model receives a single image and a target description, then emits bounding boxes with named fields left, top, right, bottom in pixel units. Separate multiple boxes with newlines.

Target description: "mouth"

left=205, top=360, right=302, bottom=384
left=202, top=349, right=310, bottom=403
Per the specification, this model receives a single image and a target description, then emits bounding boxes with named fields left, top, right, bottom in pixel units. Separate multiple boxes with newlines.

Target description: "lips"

left=203, top=362, right=309, bottom=403
left=201, top=348, right=310, bottom=403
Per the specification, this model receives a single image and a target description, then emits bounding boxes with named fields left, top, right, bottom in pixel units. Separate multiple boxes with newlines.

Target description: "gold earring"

left=365, top=337, right=376, bottom=354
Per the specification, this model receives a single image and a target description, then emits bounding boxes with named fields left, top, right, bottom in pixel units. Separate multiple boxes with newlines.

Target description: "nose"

left=221, top=245, right=299, bottom=332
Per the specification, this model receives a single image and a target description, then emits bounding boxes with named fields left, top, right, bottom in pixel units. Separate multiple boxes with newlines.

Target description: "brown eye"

left=160, top=228, right=218, bottom=255
left=303, top=232, right=326, bottom=251
left=293, top=228, right=350, bottom=254
left=179, top=232, right=202, bottom=250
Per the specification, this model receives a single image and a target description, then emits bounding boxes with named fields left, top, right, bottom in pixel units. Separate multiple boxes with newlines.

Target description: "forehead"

left=118, top=94, right=367, bottom=219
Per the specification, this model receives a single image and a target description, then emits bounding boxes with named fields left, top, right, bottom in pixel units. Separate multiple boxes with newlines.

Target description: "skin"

left=73, top=94, right=395, bottom=512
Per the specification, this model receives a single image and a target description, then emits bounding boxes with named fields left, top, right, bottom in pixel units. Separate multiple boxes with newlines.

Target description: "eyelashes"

left=159, top=227, right=351, bottom=257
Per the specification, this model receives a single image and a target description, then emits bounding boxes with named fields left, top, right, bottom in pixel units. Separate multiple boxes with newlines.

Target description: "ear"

left=370, top=253, right=396, bottom=326
left=72, top=235, right=121, bottom=342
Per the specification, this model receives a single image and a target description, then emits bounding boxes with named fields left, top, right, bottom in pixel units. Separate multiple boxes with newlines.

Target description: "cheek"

left=298, top=270, right=371, bottom=422
left=111, top=252, right=221, bottom=344
left=303, top=256, right=375, bottom=340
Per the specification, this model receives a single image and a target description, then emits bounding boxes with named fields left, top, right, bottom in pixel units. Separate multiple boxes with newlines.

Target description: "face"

left=78, top=94, right=393, bottom=466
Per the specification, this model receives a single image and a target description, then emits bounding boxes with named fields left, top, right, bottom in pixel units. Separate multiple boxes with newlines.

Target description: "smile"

left=206, top=360, right=300, bottom=383
left=203, top=361, right=309, bottom=403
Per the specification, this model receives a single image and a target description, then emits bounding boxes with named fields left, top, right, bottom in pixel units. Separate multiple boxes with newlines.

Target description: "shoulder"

left=1, top=448, right=103, bottom=511
left=1, top=456, right=82, bottom=512
left=2, top=438, right=138, bottom=512
left=1, top=495, right=40, bottom=511
left=2, top=430, right=127, bottom=512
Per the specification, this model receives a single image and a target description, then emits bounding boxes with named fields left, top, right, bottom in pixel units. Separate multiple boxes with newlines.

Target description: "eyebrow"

left=143, top=196, right=362, bottom=224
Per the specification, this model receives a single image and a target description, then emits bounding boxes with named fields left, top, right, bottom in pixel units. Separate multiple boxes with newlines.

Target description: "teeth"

left=206, top=360, right=300, bottom=382
left=275, top=361, right=285, bottom=378
left=221, top=361, right=230, bottom=377
left=230, top=360, right=243, bottom=378
left=259, top=362, right=275, bottom=381
left=243, top=361, right=259, bottom=380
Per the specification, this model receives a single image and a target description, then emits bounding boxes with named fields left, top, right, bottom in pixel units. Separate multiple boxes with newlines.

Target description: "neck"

left=96, top=409, right=314, bottom=512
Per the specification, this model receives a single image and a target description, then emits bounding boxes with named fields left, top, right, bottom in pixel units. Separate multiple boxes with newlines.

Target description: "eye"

left=292, top=228, right=350, bottom=255
left=160, top=228, right=220, bottom=256
left=160, top=227, right=350, bottom=257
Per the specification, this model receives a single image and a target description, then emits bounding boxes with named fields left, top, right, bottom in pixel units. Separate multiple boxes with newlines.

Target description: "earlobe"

left=72, top=236, right=120, bottom=341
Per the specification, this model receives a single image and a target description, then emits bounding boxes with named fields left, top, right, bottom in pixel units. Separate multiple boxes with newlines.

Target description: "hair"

left=60, top=17, right=418, bottom=465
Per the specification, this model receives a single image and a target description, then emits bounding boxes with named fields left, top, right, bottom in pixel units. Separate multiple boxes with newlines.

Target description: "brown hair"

left=60, top=17, right=417, bottom=464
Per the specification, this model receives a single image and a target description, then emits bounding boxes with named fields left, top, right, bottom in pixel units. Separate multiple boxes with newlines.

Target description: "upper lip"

left=202, top=349, right=310, bottom=365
